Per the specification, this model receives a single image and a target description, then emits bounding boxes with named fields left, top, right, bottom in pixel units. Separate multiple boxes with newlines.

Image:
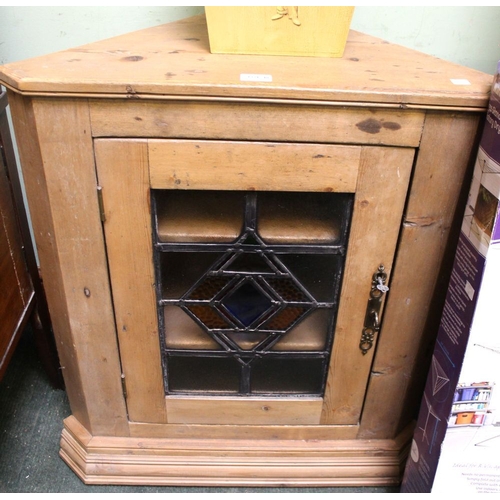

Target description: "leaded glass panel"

left=153, top=190, right=352, bottom=396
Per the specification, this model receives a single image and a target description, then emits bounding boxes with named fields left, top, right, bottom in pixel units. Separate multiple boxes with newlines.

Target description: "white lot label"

left=451, top=79, right=471, bottom=85
left=240, top=73, right=273, bottom=82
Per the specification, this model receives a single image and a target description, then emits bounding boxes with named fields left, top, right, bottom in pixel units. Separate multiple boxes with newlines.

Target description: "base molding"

left=59, top=416, right=412, bottom=486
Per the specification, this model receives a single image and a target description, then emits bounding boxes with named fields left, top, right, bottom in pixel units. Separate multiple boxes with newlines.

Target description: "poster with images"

left=401, top=64, right=500, bottom=493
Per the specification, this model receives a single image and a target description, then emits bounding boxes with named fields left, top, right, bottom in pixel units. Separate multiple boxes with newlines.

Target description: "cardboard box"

left=205, top=6, right=354, bottom=58
left=401, top=65, right=500, bottom=493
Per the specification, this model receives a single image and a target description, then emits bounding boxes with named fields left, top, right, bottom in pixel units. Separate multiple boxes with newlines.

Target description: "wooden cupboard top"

left=0, top=15, right=492, bottom=109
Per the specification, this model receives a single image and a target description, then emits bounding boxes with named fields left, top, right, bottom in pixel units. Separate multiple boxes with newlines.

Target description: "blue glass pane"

left=222, top=281, right=272, bottom=327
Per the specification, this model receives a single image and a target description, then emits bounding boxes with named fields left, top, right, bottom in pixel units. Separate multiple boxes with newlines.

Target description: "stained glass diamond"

left=221, top=281, right=274, bottom=327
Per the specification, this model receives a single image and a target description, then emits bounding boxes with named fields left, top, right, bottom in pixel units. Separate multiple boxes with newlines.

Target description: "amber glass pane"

left=258, top=192, right=345, bottom=244
left=156, top=190, right=245, bottom=243
left=187, top=275, right=233, bottom=300
left=272, top=309, right=331, bottom=351
left=263, top=306, right=308, bottom=331
left=186, top=304, right=231, bottom=329
left=163, top=306, right=222, bottom=350
left=264, top=276, right=309, bottom=301
left=225, top=332, right=269, bottom=350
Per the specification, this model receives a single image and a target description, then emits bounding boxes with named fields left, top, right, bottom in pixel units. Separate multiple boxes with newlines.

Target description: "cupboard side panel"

left=359, top=112, right=481, bottom=439
left=8, top=93, right=129, bottom=436
left=321, top=146, right=414, bottom=425
left=95, top=139, right=167, bottom=424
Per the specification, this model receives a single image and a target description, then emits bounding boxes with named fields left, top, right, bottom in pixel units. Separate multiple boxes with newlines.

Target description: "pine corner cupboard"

left=0, top=15, right=493, bottom=486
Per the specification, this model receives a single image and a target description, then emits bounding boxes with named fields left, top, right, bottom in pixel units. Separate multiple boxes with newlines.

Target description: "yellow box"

left=205, top=6, right=355, bottom=58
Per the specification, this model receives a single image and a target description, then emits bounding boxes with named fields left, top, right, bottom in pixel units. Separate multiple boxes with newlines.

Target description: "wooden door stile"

left=95, top=139, right=167, bottom=424
left=321, top=146, right=414, bottom=425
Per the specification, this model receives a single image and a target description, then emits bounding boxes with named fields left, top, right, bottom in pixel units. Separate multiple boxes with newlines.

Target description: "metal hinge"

left=121, top=373, right=127, bottom=399
left=97, top=185, right=106, bottom=222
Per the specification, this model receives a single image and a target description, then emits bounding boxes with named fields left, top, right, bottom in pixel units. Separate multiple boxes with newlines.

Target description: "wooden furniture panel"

left=128, top=421, right=359, bottom=440
left=60, top=415, right=412, bottom=487
left=321, top=146, right=414, bottom=425
left=98, top=138, right=412, bottom=427
left=90, top=100, right=426, bottom=147
left=0, top=17, right=490, bottom=108
left=1, top=15, right=491, bottom=486
left=149, top=140, right=360, bottom=192
left=359, top=112, right=482, bottom=439
left=166, top=396, right=324, bottom=425
left=7, top=94, right=129, bottom=436
left=94, top=139, right=166, bottom=424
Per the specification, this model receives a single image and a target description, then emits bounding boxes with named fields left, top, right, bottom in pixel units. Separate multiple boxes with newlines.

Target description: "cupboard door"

left=95, top=139, right=413, bottom=425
